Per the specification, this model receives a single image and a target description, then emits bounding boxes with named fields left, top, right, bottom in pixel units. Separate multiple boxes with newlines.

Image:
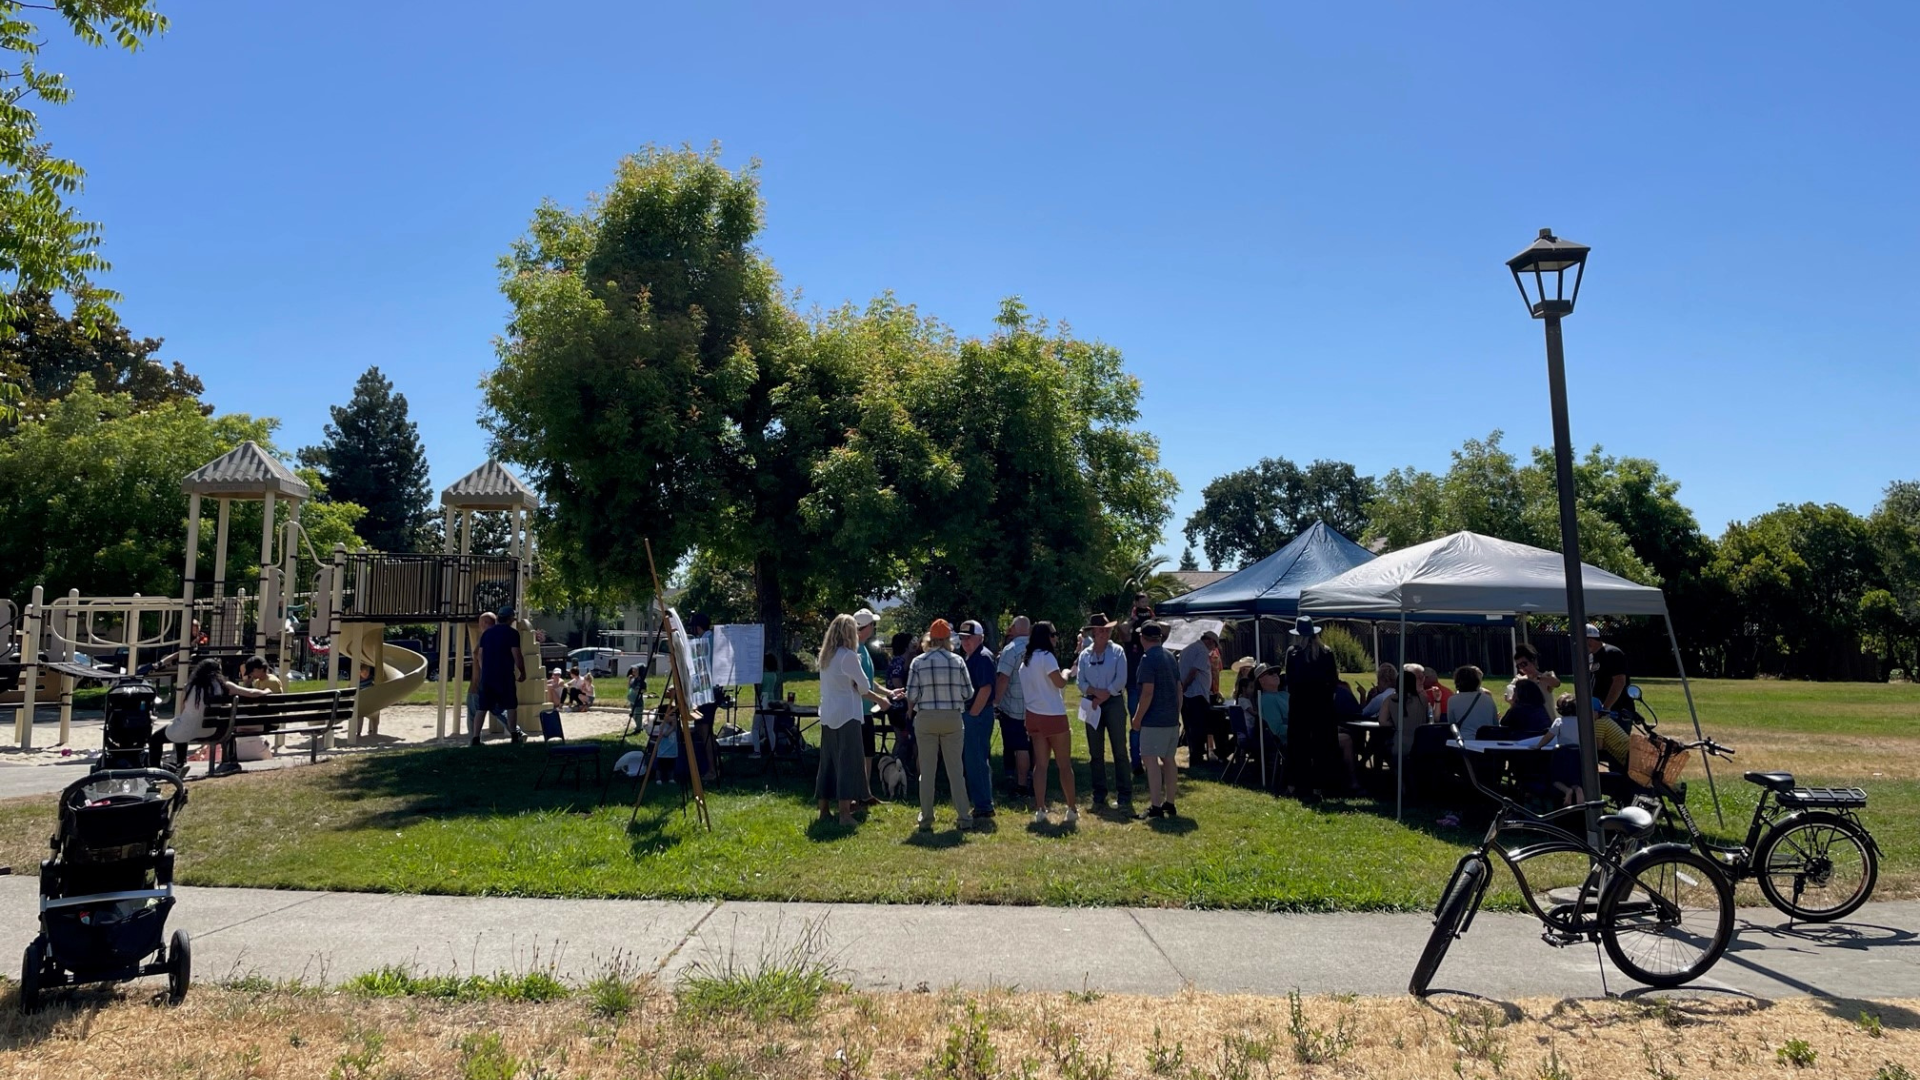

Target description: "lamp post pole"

left=1541, top=312, right=1604, bottom=844
left=1507, top=226, right=1600, bottom=845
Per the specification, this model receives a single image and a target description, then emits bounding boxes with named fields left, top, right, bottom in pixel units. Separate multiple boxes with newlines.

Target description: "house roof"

left=441, top=460, right=539, bottom=511
left=180, top=441, right=311, bottom=500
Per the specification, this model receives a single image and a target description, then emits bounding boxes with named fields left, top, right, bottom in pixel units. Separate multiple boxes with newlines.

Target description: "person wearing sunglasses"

left=1505, top=644, right=1561, bottom=705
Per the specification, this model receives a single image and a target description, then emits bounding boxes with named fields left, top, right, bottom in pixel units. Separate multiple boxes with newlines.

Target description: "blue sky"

left=37, top=1, right=1919, bottom=564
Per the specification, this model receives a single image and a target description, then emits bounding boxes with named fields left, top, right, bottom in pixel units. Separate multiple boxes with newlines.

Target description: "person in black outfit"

left=1584, top=623, right=1636, bottom=717
left=1282, top=616, right=1340, bottom=799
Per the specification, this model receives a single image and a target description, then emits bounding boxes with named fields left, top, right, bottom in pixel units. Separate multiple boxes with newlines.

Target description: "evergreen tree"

left=1179, top=546, right=1200, bottom=572
left=300, top=367, right=432, bottom=552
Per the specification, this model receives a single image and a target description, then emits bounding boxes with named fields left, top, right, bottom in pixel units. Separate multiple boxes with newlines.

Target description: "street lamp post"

left=1506, top=227, right=1602, bottom=843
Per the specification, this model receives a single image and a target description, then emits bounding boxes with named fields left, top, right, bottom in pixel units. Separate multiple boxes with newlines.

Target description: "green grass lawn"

left=3, top=677, right=1912, bottom=911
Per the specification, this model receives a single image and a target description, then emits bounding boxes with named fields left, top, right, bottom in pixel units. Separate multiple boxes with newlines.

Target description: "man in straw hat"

left=1074, top=613, right=1132, bottom=810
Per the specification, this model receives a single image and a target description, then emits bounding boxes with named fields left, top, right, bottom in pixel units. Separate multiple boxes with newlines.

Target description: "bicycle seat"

left=1744, top=770, right=1796, bottom=792
left=1598, top=805, right=1656, bottom=839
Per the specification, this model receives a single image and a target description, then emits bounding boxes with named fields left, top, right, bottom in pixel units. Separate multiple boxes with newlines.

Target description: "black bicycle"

left=1620, top=686, right=1880, bottom=923
left=1410, top=725, right=1734, bottom=996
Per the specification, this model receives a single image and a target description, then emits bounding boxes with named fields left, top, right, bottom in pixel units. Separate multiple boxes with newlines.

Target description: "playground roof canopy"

left=442, top=460, right=539, bottom=511
left=180, top=441, right=311, bottom=500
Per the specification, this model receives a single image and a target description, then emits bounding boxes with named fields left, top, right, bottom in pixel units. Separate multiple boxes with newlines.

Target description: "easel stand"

left=630, top=539, right=711, bottom=831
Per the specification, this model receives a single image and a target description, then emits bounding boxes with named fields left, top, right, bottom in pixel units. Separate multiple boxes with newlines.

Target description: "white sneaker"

left=1033, top=808, right=1049, bottom=824
left=1064, top=807, right=1080, bottom=824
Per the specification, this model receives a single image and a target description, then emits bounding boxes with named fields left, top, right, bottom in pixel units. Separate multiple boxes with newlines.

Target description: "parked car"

left=568, top=647, right=619, bottom=677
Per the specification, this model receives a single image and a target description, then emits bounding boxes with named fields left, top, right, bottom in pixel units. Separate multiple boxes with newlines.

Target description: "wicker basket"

left=1628, top=732, right=1690, bottom=788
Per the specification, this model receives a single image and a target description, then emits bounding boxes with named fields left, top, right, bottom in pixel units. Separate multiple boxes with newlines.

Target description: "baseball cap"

left=958, top=619, right=987, bottom=638
left=852, top=608, right=877, bottom=629
left=1585, top=623, right=1602, bottom=638
left=928, top=618, right=953, bottom=639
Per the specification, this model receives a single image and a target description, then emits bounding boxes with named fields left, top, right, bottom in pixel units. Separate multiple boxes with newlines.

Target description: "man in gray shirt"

left=1178, top=629, right=1219, bottom=766
left=993, top=615, right=1033, bottom=796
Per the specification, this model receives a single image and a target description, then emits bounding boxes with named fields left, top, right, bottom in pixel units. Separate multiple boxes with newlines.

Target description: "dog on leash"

left=875, top=753, right=908, bottom=800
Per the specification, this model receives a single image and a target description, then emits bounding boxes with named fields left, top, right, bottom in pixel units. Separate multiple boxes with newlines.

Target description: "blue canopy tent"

left=1156, top=522, right=1375, bottom=620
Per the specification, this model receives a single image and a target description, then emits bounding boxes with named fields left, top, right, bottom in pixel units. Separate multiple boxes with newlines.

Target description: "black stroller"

left=21, top=762, right=191, bottom=1011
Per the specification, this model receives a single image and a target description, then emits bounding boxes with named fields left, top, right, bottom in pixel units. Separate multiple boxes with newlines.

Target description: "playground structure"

left=430, top=461, right=542, bottom=738
left=6, top=442, right=538, bottom=751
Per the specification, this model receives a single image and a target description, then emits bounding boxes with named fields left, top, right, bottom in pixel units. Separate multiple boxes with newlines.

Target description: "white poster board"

left=666, top=608, right=714, bottom=708
left=710, top=624, right=764, bottom=687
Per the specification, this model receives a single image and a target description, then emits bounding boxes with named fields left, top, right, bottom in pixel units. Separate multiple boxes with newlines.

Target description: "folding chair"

left=535, top=708, right=601, bottom=790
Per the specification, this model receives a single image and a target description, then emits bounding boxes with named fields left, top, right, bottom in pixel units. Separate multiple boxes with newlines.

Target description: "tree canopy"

left=485, top=147, right=1177, bottom=669
left=1, top=1, right=167, bottom=333
left=0, top=289, right=204, bottom=408
left=1183, top=457, right=1374, bottom=570
left=299, top=366, right=432, bottom=553
left=0, top=378, right=363, bottom=602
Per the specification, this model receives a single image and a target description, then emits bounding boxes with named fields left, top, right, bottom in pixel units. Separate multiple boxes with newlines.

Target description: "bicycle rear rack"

left=1779, top=786, right=1868, bottom=809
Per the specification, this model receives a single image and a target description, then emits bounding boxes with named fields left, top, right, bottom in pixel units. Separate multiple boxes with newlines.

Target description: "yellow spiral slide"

left=334, top=622, right=429, bottom=740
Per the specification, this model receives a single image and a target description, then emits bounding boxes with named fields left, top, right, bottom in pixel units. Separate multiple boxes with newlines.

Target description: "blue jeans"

left=962, top=706, right=995, bottom=813
left=1127, top=686, right=1143, bottom=768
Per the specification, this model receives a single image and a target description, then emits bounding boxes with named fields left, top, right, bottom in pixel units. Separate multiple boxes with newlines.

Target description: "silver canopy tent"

left=1298, top=531, right=1713, bottom=822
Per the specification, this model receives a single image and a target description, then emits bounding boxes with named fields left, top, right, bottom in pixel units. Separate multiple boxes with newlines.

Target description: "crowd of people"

left=812, top=597, right=1646, bottom=829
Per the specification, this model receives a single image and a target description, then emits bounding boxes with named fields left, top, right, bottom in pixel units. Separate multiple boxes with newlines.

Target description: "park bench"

left=225, top=688, right=355, bottom=764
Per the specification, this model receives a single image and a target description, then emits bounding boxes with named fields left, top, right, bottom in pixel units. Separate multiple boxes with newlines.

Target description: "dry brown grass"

left=1, top=982, right=1915, bottom=1080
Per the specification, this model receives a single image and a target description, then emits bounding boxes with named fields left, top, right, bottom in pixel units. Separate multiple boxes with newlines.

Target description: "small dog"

left=875, top=754, right=908, bottom=800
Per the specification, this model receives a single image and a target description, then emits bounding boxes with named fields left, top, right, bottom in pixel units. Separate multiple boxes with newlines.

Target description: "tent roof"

left=180, top=441, right=310, bottom=500
left=442, top=460, right=538, bottom=511
left=1298, top=531, right=1668, bottom=617
left=1156, top=522, right=1375, bottom=618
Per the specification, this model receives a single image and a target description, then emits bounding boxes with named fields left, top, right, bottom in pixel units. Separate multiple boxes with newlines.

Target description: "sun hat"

left=1232, top=655, right=1257, bottom=675
left=1252, top=662, right=1279, bottom=682
left=928, top=618, right=954, bottom=639
left=1082, top=612, right=1118, bottom=632
left=1585, top=623, right=1603, bottom=638
left=1290, top=616, right=1321, bottom=637
left=852, top=608, right=877, bottom=629
left=957, top=619, right=987, bottom=638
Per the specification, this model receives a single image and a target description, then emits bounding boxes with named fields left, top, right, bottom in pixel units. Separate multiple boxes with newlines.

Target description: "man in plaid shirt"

left=906, top=619, right=974, bottom=830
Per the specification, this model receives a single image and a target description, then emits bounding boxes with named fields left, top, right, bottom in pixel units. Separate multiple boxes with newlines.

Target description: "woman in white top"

left=546, top=669, right=565, bottom=709
left=150, top=659, right=271, bottom=773
left=1377, top=667, right=1430, bottom=762
left=1018, top=621, right=1077, bottom=824
left=817, top=614, right=898, bottom=826
left=1444, top=665, right=1500, bottom=739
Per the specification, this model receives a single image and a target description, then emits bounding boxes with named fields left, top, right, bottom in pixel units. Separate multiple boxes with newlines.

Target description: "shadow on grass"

left=903, top=828, right=967, bottom=850
left=315, top=737, right=834, bottom=833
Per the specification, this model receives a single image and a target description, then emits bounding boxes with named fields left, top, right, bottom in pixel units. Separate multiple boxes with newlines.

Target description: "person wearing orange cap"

left=905, top=618, right=975, bottom=830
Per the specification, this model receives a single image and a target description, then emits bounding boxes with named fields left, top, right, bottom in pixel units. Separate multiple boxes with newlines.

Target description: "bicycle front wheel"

left=1600, top=846, right=1733, bottom=988
left=1410, top=856, right=1486, bottom=996
left=1756, top=812, right=1878, bottom=922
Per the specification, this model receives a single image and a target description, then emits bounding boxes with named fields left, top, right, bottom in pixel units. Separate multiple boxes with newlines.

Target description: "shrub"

left=1318, top=625, right=1373, bottom=674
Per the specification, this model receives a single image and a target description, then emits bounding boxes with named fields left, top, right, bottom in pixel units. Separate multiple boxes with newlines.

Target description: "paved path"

left=2, top=878, right=1913, bottom=1000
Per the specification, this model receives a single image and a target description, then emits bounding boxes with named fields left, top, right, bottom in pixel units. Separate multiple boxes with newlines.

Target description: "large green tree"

left=1183, top=457, right=1374, bottom=570
left=0, top=288, right=203, bottom=408
left=1367, top=432, right=1655, bottom=583
left=485, top=146, right=806, bottom=667
left=1712, top=502, right=1883, bottom=678
left=805, top=299, right=1178, bottom=632
left=1, top=1, right=167, bottom=333
left=1866, top=480, right=1920, bottom=674
left=299, top=366, right=432, bottom=553
left=0, top=378, right=363, bottom=603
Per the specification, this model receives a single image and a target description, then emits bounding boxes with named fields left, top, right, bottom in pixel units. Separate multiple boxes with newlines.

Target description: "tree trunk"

left=755, top=555, right=783, bottom=696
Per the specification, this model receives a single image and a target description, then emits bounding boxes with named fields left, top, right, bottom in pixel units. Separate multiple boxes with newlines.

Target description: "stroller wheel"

left=167, top=929, right=191, bottom=1005
left=19, top=937, right=45, bottom=1014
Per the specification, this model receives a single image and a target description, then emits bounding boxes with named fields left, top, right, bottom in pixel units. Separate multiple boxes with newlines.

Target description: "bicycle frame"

left=1451, top=738, right=1645, bottom=942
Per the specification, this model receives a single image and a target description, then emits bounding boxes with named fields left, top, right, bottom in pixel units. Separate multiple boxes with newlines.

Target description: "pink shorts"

left=1024, top=711, right=1069, bottom=739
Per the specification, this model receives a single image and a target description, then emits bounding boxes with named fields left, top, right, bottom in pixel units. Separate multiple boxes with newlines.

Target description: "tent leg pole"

left=1665, top=614, right=1720, bottom=826
left=1396, top=610, right=1406, bottom=823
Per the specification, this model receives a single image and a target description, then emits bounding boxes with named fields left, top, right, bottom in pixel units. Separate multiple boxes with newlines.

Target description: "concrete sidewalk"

left=2, top=877, right=1914, bottom=1000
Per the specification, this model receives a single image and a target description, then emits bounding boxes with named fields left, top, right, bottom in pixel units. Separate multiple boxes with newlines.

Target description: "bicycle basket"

left=1627, top=731, right=1690, bottom=788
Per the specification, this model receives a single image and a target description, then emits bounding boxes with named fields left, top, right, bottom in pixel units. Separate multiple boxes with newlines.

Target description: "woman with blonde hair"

left=818, top=613, right=898, bottom=825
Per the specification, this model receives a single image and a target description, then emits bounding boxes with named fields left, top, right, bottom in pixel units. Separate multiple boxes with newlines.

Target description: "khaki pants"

left=914, top=709, right=971, bottom=826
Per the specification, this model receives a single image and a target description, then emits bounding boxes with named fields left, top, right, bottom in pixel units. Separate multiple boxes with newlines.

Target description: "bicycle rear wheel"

left=1410, top=856, right=1486, bottom=996
left=1600, top=846, right=1732, bottom=988
left=1755, top=812, right=1878, bottom=922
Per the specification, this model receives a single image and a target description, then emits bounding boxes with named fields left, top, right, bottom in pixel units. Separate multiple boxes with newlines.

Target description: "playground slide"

left=335, top=623, right=429, bottom=721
